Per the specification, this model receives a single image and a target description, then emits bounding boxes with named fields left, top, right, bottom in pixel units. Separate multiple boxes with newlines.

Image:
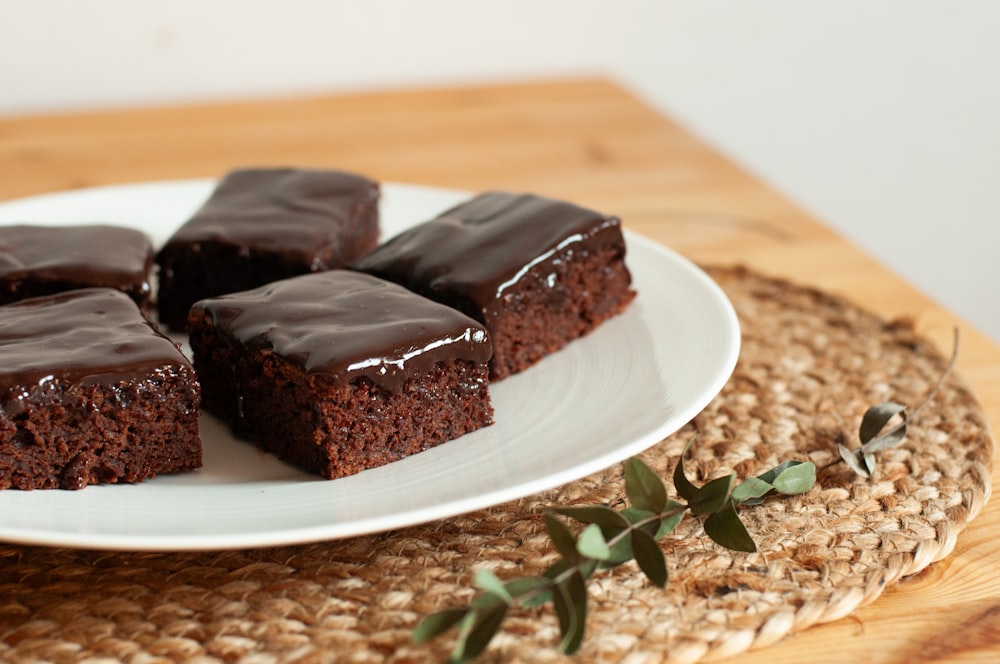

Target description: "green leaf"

left=838, top=443, right=871, bottom=478
left=688, top=474, right=736, bottom=515
left=451, top=603, right=508, bottom=663
left=860, top=402, right=907, bottom=444
left=521, top=591, right=553, bottom=608
left=754, top=460, right=800, bottom=485
left=469, top=591, right=507, bottom=611
left=863, top=429, right=907, bottom=455
left=655, top=508, right=685, bottom=538
left=576, top=524, right=611, bottom=561
left=473, top=570, right=512, bottom=603
left=672, top=438, right=700, bottom=502
left=501, top=576, right=543, bottom=596
left=599, top=535, right=635, bottom=568
left=544, top=513, right=580, bottom=562
left=731, top=476, right=774, bottom=506
left=578, top=558, right=599, bottom=580
left=502, top=576, right=552, bottom=607
left=412, top=608, right=468, bottom=643
left=543, top=557, right=573, bottom=580
left=772, top=461, right=816, bottom=495
left=551, top=505, right=629, bottom=539
left=838, top=444, right=867, bottom=477
left=703, top=501, right=757, bottom=552
left=553, top=571, right=589, bottom=654
left=732, top=461, right=816, bottom=505
left=620, top=506, right=658, bottom=526
left=864, top=450, right=877, bottom=474
left=631, top=529, right=668, bottom=586
left=861, top=404, right=908, bottom=455
left=624, top=457, right=668, bottom=513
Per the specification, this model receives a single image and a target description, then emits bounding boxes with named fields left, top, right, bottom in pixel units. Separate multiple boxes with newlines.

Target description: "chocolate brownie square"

left=350, top=191, right=636, bottom=379
left=187, top=270, right=494, bottom=480
left=0, top=288, right=202, bottom=490
left=0, top=224, right=154, bottom=310
left=156, top=167, right=380, bottom=330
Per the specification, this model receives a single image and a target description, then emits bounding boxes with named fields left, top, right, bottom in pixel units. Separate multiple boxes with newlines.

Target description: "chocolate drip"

left=191, top=271, right=492, bottom=391
left=163, top=168, right=380, bottom=260
left=350, top=191, right=628, bottom=321
left=0, top=288, right=192, bottom=411
left=0, top=224, right=152, bottom=297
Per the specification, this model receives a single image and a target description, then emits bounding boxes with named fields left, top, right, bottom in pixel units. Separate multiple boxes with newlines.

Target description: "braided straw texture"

left=0, top=265, right=992, bottom=663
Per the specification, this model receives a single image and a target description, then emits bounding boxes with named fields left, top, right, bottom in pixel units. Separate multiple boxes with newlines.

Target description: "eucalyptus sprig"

left=413, top=444, right=816, bottom=662
left=414, top=327, right=960, bottom=662
left=836, top=327, right=959, bottom=478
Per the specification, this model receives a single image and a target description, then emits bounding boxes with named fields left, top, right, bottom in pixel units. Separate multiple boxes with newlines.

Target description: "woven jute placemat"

left=0, top=265, right=993, bottom=663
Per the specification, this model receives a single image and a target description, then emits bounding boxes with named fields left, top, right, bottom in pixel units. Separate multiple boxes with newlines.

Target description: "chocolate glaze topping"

left=349, top=191, right=628, bottom=320
left=164, top=168, right=380, bottom=262
left=0, top=224, right=153, bottom=296
left=0, top=288, right=193, bottom=410
left=192, top=271, right=492, bottom=391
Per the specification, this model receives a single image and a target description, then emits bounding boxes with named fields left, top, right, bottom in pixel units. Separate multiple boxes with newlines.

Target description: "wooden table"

left=0, top=79, right=996, bottom=661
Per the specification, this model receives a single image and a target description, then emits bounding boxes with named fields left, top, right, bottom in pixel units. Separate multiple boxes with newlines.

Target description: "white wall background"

left=2, top=0, right=998, bottom=342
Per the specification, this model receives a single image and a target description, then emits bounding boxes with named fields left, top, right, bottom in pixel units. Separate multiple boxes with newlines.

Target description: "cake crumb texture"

left=0, top=288, right=202, bottom=490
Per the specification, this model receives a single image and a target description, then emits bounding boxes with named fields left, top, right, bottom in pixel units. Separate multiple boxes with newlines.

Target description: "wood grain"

left=1, top=78, right=997, bottom=662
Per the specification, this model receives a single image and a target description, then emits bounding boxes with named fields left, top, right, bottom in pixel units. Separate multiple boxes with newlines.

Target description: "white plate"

left=0, top=180, right=740, bottom=551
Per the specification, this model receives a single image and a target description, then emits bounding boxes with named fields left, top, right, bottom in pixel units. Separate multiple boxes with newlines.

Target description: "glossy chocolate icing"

left=0, top=224, right=153, bottom=298
left=349, top=191, right=627, bottom=322
left=191, top=271, right=492, bottom=390
left=163, top=167, right=380, bottom=261
left=0, top=288, right=193, bottom=411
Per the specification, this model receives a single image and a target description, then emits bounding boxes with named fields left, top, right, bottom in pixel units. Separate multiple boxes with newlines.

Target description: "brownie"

left=0, top=288, right=202, bottom=490
left=0, top=224, right=154, bottom=310
left=187, top=270, right=494, bottom=480
left=350, top=191, right=636, bottom=380
left=156, top=167, right=381, bottom=331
